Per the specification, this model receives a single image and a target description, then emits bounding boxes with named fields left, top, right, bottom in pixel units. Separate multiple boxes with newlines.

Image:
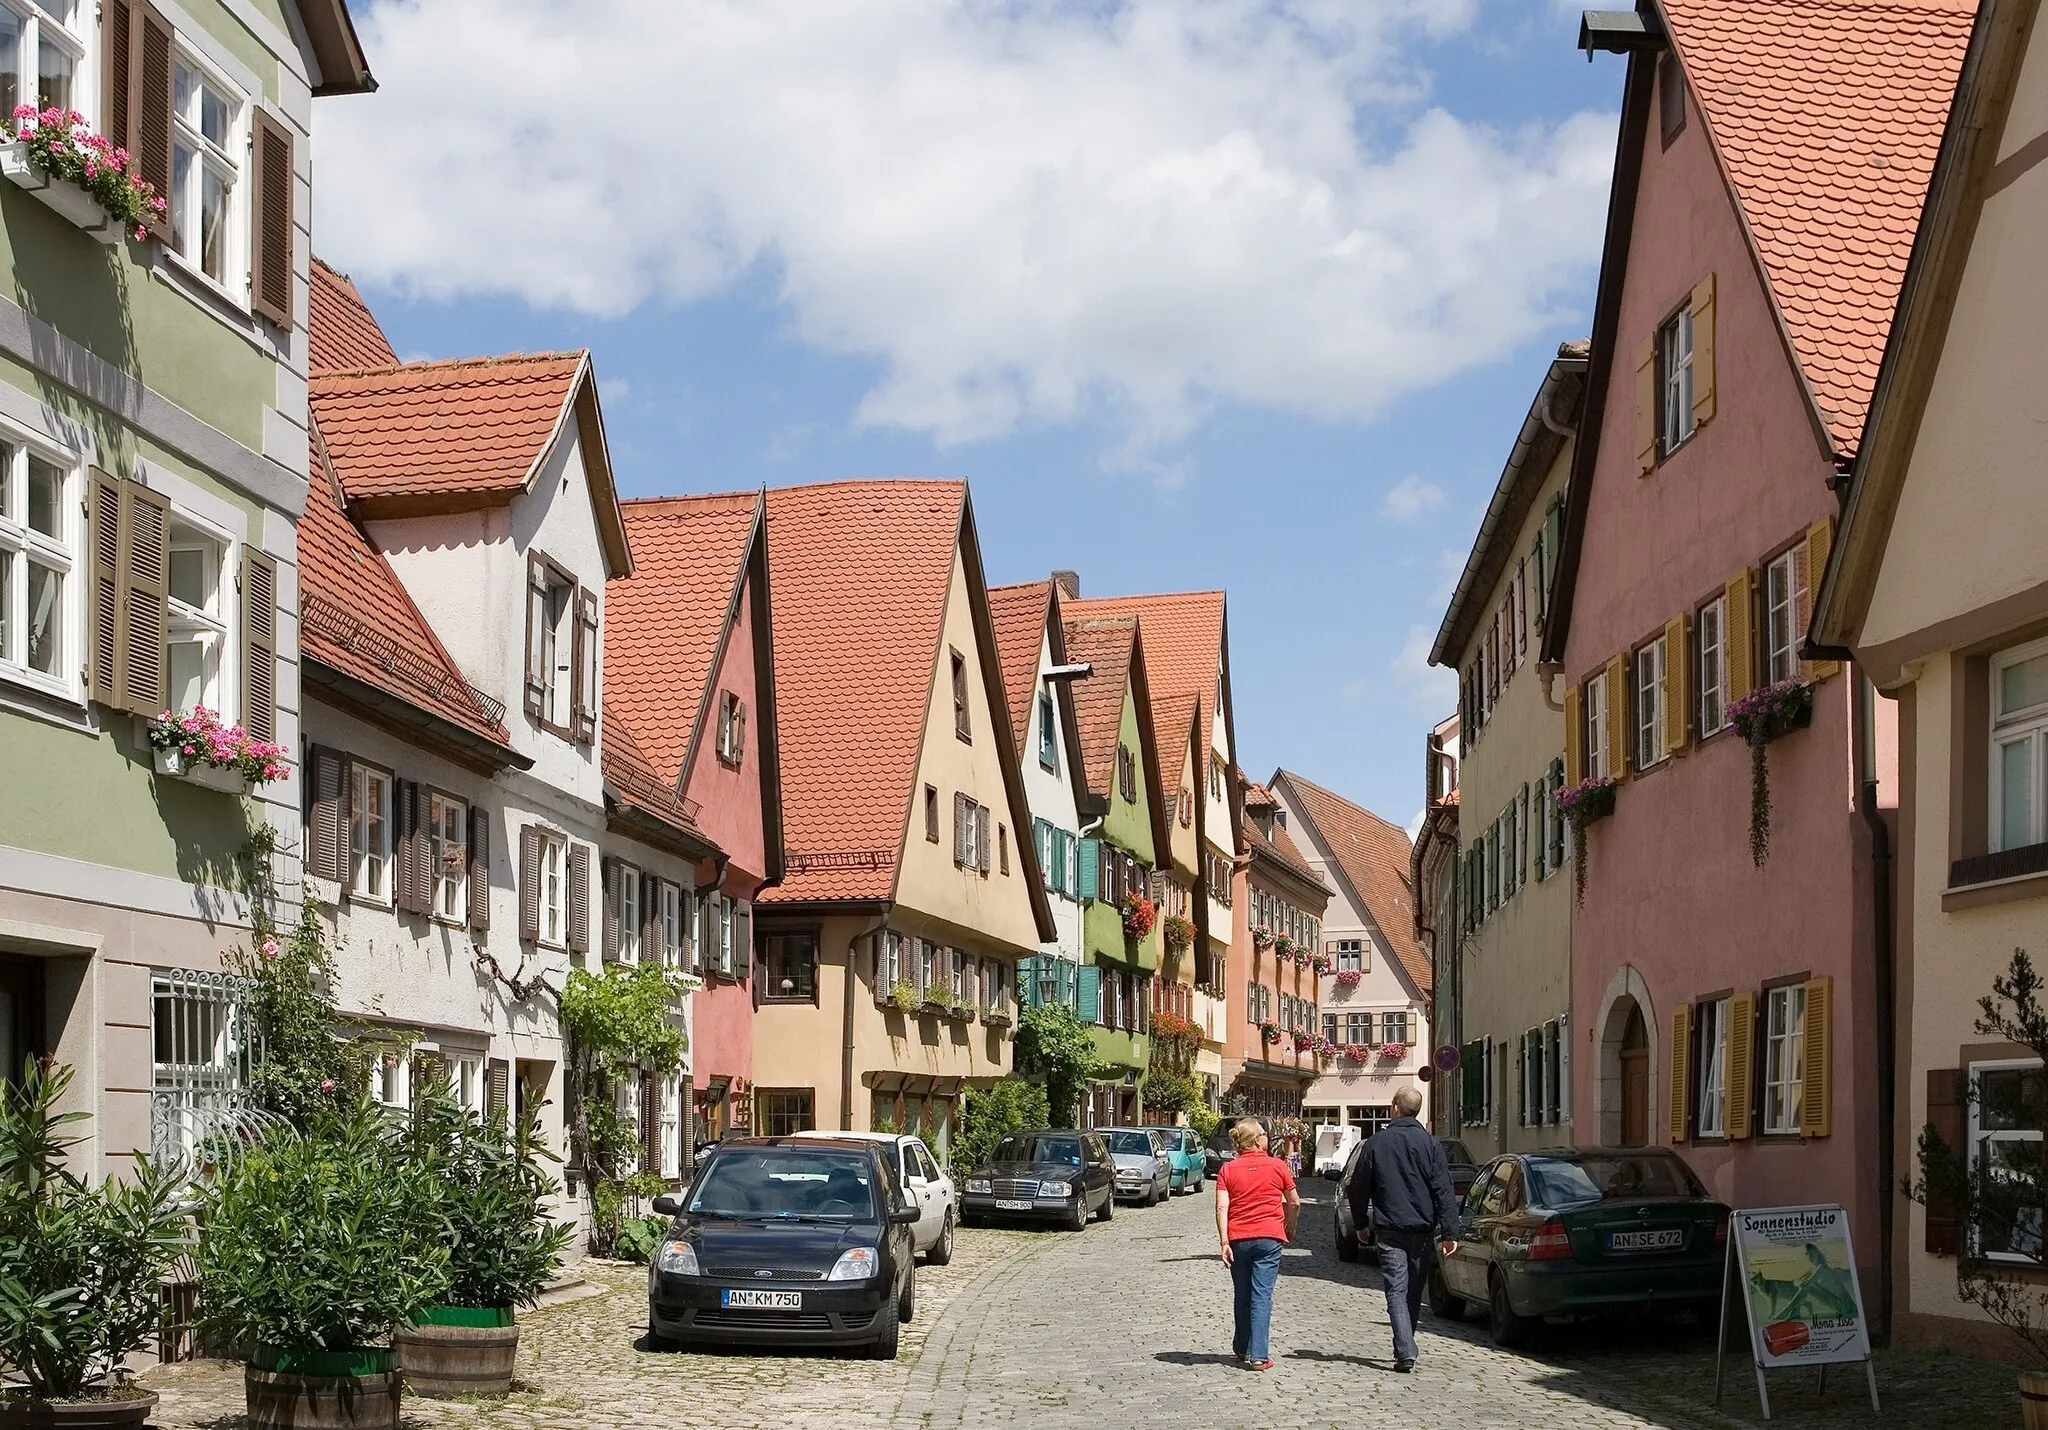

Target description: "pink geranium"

left=147, top=708, right=290, bottom=786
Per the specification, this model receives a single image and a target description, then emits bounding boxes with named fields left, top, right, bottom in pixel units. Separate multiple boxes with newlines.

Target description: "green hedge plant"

left=406, top=1080, right=572, bottom=1309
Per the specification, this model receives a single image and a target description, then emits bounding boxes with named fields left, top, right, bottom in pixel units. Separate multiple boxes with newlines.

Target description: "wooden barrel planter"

left=2021, top=1371, right=2048, bottom=1430
left=0, top=1393, right=157, bottom=1429
left=394, top=1306, right=519, bottom=1399
left=244, top=1347, right=401, bottom=1430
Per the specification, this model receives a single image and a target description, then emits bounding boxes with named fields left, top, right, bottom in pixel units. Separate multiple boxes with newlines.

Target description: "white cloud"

left=1405, top=807, right=1427, bottom=840
left=1390, top=622, right=1456, bottom=712
left=1383, top=474, right=1447, bottom=522
left=599, top=376, right=632, bottom=405
left=318, top=0, right=1612, bottom=459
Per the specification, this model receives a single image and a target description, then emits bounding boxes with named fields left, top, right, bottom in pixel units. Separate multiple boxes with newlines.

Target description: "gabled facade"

left=0, top=2, right=370, bottom=1176
left=1810, top=0, right=2048, bottom=1354
left=1226, top=785, right=1326, bottom=1120
left=749, top=481, right=1053, bottom=1159
left=1271, top=770, right=1432, bottom=1136
left=1426, top=345, right=1586, bottom=1155
left=1552, top=0, right=1970, bottom=1290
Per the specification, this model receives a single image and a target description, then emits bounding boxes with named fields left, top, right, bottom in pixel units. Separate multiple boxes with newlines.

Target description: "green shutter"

left=1060, top=958, right=1077, bottom=1010
left=1077, top=964, right=1101, bottom=1024
left=1016, top=957, right=1038, bottom=1008
left=1078, top=839, right=1101, bottom=902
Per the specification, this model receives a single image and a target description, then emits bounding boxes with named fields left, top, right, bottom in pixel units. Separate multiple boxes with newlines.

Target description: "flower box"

left=1558, top=776, right=1617, bottom=827
left=152, top=745, right=252, bottom=795
left=1334, top=970, right=1362, bottom=988
left=0, top=141, right=124, bottom=243
left=1730, top=679, right=1813, bottom=747
left=918, top=999, right=952, bottom=1018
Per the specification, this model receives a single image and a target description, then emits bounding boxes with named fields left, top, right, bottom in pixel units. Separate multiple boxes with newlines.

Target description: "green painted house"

left=1060, top=613, right=1170, bottom=1126
left=0, top=0, right=371, bottom=1176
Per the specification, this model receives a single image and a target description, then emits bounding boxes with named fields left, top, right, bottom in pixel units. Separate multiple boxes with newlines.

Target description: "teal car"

left=1140, top=1126, right=1205, bottom=1195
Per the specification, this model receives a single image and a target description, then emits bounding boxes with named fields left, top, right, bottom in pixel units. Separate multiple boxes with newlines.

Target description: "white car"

left=790, top=1130, right=956, bottom=1264
left=1312, top=1124, right=1360, bottom=1179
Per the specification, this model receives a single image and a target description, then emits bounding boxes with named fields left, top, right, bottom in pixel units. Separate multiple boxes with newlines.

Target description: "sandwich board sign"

left=1713, top=1204, right=1878, bottom=1418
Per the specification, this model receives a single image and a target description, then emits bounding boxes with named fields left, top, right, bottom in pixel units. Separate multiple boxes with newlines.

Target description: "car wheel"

left=1096, top=1188, right=1115, bottom=1222
left=870, top=1299, right=902, bottom=1360
left=1067, top=1196, right=1089, bottom=1232
left=1190, top=1173, right=1203, bottom=1193
left=925, top=1211, right=954, bottom=1266
left=899, top=1269, right=917, bottom=1323
left=1335, top=1217, right=1359, bottom=1263
left=1428, top=1262, right=1467, bottom=1321
left=1488, top=1272, right=1533, bottom=1349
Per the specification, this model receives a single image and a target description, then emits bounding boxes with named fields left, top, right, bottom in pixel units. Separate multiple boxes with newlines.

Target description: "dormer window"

left=525, top=553, right=597, bottom=742
left=717, top=690, right=747, bottom=766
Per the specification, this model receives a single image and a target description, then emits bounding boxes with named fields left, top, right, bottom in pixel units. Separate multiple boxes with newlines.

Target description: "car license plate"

left=995, top=1198, right=1033, bottom=1211
left=1607, top=1228, right=1685, bottom=1252
left=720, top=1289, right=802, bottom=1310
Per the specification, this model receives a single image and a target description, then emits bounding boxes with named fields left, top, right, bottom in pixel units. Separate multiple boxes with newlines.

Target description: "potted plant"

left=1274, top=933, right=1296, bottom=960
left=1, top=106, right=164, bottom=242
left=1344, top=1043, right=1371, bottom=1064
left=886, top=980, right=919, bottom=1013
left=0, top=1060, right=184, bottom=1430
left=1556, top=775, right=1618, bottom=907
left=146, top=707, right=290, bottom=794
left=1120, top=893, right=1157, bottom=940
left=1310, top=952, right=1333, bottom=975
left=393, top=1083, right=572, bottom=1401
left=1378, top=1041, right=1406, bottom=1062
left=1729, top=679, right=1814, bottom=867
left=1289, top=1029, right=1312, bottom=1053
left=1161, top=914, right=1194, bottom=954
left=1334, top=969, right=1362, bottom=988
left=198, top=1097, right=451, bottom=1429
left=1258, top=1019, right=1281, bottom=1045
left=1251, top=926, right=1275, bottom=951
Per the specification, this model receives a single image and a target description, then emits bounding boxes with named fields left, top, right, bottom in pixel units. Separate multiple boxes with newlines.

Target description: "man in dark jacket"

left=1354, top=1086, right=1459, bottom=1371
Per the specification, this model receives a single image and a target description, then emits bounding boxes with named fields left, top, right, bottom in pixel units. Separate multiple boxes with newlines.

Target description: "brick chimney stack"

left=1052, top=570, right=1080, bottom=599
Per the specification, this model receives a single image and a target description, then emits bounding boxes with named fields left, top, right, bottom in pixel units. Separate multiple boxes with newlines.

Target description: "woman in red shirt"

left=1214, top=1119, right=1300, bottom=1369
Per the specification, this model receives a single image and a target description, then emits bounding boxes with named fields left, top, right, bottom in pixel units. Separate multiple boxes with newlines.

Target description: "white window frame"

left=1636, top=634, right=1668, bottom=769
left=449, top=1054, right=483, bottom=1118
left=716, top=894, right=734, bottom=976
left=659, top=880, right=683, bottom=967
left=536, top=831, right=566, bottom=949
left=1660, top=304, right=1695, bottom=455
left=614, top=859, right=642, bottom=964
left=0, top=0, right=89, bottom=121
left=370, top=1046, right=410, bottom=1110
left=164, top=512, right=234, bottom=721
left=0, top=425, right=79, bottom=698
left=1762, top=984, right=1806, bottom=1135
left=168, top=44, right=249, bottom=304
left=716, top=689, right=745, bottom=765
left=1991, top=636, right=2048, bottom=853
left=1336, top=939, right=1363, bottom=973
left=1697, top=595, right=1727, bottom=736
left=350, top=763, right=393, bottom=906
left=660, top=1071, right=683, bottom=1179
left=1764, top=548, right=1802, bottom=686
left=1969, top=1057, right=2046, bottom=1264
left=1584, top=673, right=1610, bottom=780
left=1696, top=997, right=1729, bottom=1137
left=429, top=791, right=467, bottom=924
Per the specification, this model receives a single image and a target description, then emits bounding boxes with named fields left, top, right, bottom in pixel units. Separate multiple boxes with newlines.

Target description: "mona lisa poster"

left=1732, top=1205, right=1872, bottom=1367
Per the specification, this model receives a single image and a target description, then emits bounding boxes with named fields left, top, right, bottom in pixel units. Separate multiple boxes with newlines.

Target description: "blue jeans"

left=1229, top=1237, right=1283, bottom=1362
left=1375, top=1226, right=1433, bottom=1363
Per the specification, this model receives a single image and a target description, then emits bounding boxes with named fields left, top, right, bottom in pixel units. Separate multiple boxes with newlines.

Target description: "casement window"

left=1346, top=1011, right=1371, bottom=1045
left=1636, top=278, right=1717, bottom=471
left=1762, top=983, right=1806, bottom=1134
left=659, top=881, right=684, bottom=967
left=0, top=433, right=75, bottom=693
left=610, top=859, right=642, bottom=963
left=149, top=966, right=252, bottom=1161
left=1117, top=744, right=1137, bottom=803
left=659, top=1071, right=683, bottom=1179
left=707, top=894, right=733, bottom=976
left=428, top=792, right=467, bottom=923
left=524, top=555, right=596, bottom=741
left=762, top=931, right=816, bottom=1002
left=1969, top=1060, right=2047, bottom=1261
left=1635, top=634, right=1669, bottom=769
left=513, top=826, right=571, bottom=949
left=983, top=958, right=1011, bottom=1016
left=951, top=649, right=970, bottom=742
left=1383, top=1011, right=1411, bottom=1045
left=924, top=785, right=939, bottom=843
left=716, top=690, right=746, bottom=765
left=1659, top=307, right=1695, bottom=454
left=874, top=930, right=904, bottom=996
left=349, top=763, right=392, bottom=904
left=1583, top=671, right=1609, bottom=780
left=1695, top=997, right=1729, bottom=1137
left=756, top=1089, right=815, bottom=1137
left=370, top=1047, right=410, bottom=1110
left=1991, top=638, right=2048, bottom=852
left=1659, top=50, right=1688, bottom=143
left=1335, top=939, right=1363, bottom=973
left=1696, top=594, right=1727, bottom=735
left=169, top=50, right=246, bottom=295
left=1323, top=1012, right=1339, bottom=1044
left=1763, top=547, right=1803, bottom=686
left=917, top=938, right=939, bottom=997
left=1037, top=690, right=1057, bottom=770
left=953, top=794, right=991, bottom=872
left=164, top=516, right=228, bottom=715
left=1209, top=754, right=1224, bottom=801
left=0, top=0, right=82, bottom=116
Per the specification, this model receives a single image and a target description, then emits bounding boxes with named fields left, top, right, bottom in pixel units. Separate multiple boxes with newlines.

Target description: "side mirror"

left=651, top=1195, right=682, bottom=1218
left=889, top=1197, right=921, bottom=1226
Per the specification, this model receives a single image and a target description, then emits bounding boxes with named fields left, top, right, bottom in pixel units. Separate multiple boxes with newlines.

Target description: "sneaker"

left=1245, top=1359, right=1274, bottom=1371
left=1394, top=1359, right=1416, bottom=1373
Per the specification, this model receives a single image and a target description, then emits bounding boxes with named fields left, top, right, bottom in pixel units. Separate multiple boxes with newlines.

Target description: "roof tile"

left=1274, top=771, right=1430, bottom=994
left=1059, top=616, right=1137, bottom=803
left=310, top=258, right=397, bottom=374
left=988, top=581, right=1051, bottom=760
left=1066, top=591, right=1224, bottom=753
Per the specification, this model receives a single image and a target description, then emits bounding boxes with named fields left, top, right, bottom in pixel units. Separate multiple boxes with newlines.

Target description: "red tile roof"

left=1060, top=615, right=1138, bottom=803
left=756, top=480, right=966, bottom=904
left=1242, top=815, right=1327, bottom=898
left=602, top=714, right=706, bottom=838
left=988, top=580, right=1052, bottom=760
left=1665, top=0, right=1977, bottom=455
left=310, top=258, right=397, bottom=375
left=297, top=425, right=514, bottom=751
left=1151, top=692, right=1197, bottom=800
left=311, top=352, right=588, bottom=502
left=1272, top=771, right=1430, bottom=995
left=1066, top=591, right=1225, bottom=751
left=607, top=493, right=762, bottom=784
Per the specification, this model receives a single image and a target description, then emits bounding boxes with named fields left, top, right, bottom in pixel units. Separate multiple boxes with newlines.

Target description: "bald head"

left=1392, top=1086, right=1424, bottom=1117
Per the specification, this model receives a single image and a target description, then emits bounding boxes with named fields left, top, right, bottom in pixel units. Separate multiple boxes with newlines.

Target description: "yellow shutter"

left=1605, top=654, right=1630, bottom=778
left=1665, top=614, right=1689, bottom=756
left=1805, top=518, right=1840, bottom=679
left=1801, top=975, right=1832, bottom=1138
left=1726, top=991, right=1755, bottom=1140
left=1690, top=274, right=1717, bottom=428
left=1725, top=569, right=1755, bottom=705
left=1668, top=1003, right=1691, bottom=1143
left=1636, top=337, right=1659, bottom=474
left=1563, top=683, right=1583, bottom=787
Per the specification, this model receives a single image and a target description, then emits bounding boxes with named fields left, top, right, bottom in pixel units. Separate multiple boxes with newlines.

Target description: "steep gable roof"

left=601, top=714, right=711, bottom=850
left=1243, top=814, right=1328, bottom=898
left=1066, top=591, right=1226, bottom=750
left=1060, top=615, right=1139, bottom=803
left=310, top=258, right=397, bottom=374
left=1271, top=770, right=1430, bottom=995
left=988, top=580, right=1053, bottom=754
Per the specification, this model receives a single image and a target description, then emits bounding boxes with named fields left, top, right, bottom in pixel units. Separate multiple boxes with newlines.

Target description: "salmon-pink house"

left=1548, top=0, right=1971, bottom=1303
left=607, top=494, right=784, bottom=1151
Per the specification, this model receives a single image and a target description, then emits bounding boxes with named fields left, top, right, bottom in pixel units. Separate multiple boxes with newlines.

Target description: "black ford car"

left=646, top=1136, right=922, bottom=1359
left=959, top=1130, right=1116, bottom=1230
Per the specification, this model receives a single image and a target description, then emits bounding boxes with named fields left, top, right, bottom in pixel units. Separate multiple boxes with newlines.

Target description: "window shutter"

left=1079, top=838, right=1100, bottom=900
left=1725, top=991, right=1755, bottom=1140
left=734, top=700, right=747, bottom=761
left=1667, top=1004, right=1691, bottom=1143
left=1664, top=614, right=1688, bottom=757
left=307, top=746, right=345, bottom=882
left=86, top=471, right=122, bottom=707
left=238, top=548, right=279, bottom=743
left=1635, top=335, right=1658, bottom=473
left=411, top=780, right=433, bottom=914
left=1559, top=1013, right=1572, bottom=1123
left=573, top=587, right=600, bottom=742
left=976, top=807, right=991, bottom=872
left=102, top=0, right=136, bottom=165
left=1077, top=964, right=1101, bottom=1024
left=1690, top=273, right=1716, bottom=428
left=119, top=480, right=172, bottom=716
left=1924, top=1068, right=1963, bottom=1254
left=735, top=902, right=752, bottom=979
left=391, top=778, right=415, bottom=912
left=248, top=109, right=294, bottom=328
left=1604, top=654, right=1630, bottom=778
left=1563, top=682, right=1583, bottom=787
left=468, top=807, right=491, bottom=929
left=1725, top=569, right=1755, bottom=705
left=1804, top=518, right=1840, bottom=679
left=1015, top=957, right=1037, bottom=1009
left=600, top=857, right=619, bottom=961
left=1800, top=975, right=1832, bottom=1138
left=485, top=1059, right=510, bottom=1123
left=518, top=826, right=541, bottom=942
left=641, top=873, right=662, bottom=959
left=566, top=843, right=590, bottom=955
left=523, top=557, right=546, bottom=719
left=641, top=1069, right=661, bottom=1178
left=135, top=5, right=174, bottom=237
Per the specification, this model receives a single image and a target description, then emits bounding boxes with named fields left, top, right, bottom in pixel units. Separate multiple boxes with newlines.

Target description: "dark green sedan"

left=1433, top=1148, right=1729, bottom=1347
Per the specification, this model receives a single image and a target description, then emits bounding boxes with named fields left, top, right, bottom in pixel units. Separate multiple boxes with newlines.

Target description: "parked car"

left=789, top=1130, right=954, bottom=1265
left=959, top=1130, right=1117, bottom=1230
left=1333, top=1135, right=1480, bottom=1263
left=1102, top=1128, right=1174, bottom=1205
left=1203, top=1115, right=1272, bottom=1176
left=1434, top=1148, right=1730, bottom=1347
left=1140, top=1125, right=1205, bottom=1194
left=1312, top=1123, right=1360, bottom=1178
left=646, top=1136, right=921, bottom=1360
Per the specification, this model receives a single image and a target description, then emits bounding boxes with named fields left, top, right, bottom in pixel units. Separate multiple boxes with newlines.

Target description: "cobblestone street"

left=142, top=1183, right=2023, bottom=1429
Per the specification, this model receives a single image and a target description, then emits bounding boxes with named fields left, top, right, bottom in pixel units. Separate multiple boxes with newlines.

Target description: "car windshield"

left=689, top=1150, right=878, bottom=1220
left=1440, top=1139, right=1475, bottom=1165
left=994, top=1134, right=1084, bottom=1167
left=1525, top=1154, right=1706, bottom=1208
left=1107, top=1132, right=1155, bottom=1156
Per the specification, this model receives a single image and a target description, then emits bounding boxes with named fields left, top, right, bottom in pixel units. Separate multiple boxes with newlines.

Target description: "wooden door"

left=1620, top=1049, right=1649, bottom=1146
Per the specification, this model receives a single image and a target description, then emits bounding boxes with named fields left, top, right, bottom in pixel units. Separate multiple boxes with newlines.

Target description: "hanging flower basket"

left=1310, top=953, right=1333, bottom=975
left=1290, top=1029, right=1313, bottom=1053
left=1258, top=1020, right=1281, bottom=1044
left=1121, top=893, right=1157, bottom=939
left=1161, top=913, right=1194, bottom=953
left=1334, top=969, right=1362, bottom=988
left=1251, top=927, right=1275, bottom=951
left=3, top=107, right=165, bottom=241
left=1557, top=776, right=1619, bottom=907
left=1729, top=679, right=1813, bottom=868
left=1274, top=933, right=1296, bottom=960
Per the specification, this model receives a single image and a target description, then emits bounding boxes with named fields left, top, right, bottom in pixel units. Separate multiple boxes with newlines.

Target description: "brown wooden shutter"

left=239, top=548, right=278, bottom=743
left=391, top=778, right=415, bottom=913
left=1800, top=975, right=1832, bottom=1137
left=1604, top=654, right=1630, bottom=779
left=734, top=902, right=752, bottom=979
left=641, top=873, right=662, bottom=961
left=1804, top=517, right=1841, bottom=679
left=953, top=792, right=968, bottom=866
left=518, top=825, right=541, bottom=943
left=573, top=587, right=599, bottom=742
left=248, top=109, right=294, bottom=327
left=307, top=746, right=346, bottom=882
left=1635, top=335, right=1658, bottom=474
left=102, top=0, right=141, bottom=180
left=413, top=782, right=434, bottom=913
left=566, top=844, right=590, bottom=956
left=1664, top=614, right=1689, bottom=757
left=733, top=700, right=746, bottom=762
left=468, top=806, right=491, bottom=929
left=600, top=857, right=619, bottom=962
left=485, top=1059, right=510, bottom=1122
left=976, top=804, right=991, bottom=872
left=1724, top=569, right=1755, bottom=706
left=1690, top=273, right=1716, bottom=428
left=1924, top=1067, right=1963, bottom=1254
left=641, top=1069, right=661, bottom=1177
left=135, top=5, right=174, bottom=237
left=1668, top=1004, right=1691, bottom=1143
left=1563, top=681, right=1583, bottom=787
left=523, top=557, right=546, bottom=719
left=119, top=480, right=171, bottom=716
left=1726, top=991, right=1756, bottom=1140
left=86, top=470, right=122, bottom=707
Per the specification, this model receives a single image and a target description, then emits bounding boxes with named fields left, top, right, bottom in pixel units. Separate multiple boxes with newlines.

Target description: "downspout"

left=1855, top=671, right=1896, bottom=1346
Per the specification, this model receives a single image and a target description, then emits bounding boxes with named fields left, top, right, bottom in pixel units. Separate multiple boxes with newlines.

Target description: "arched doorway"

left=1594, top=969, right=1657, bottom=1148
left=1618, top=1005, right=1649, bottom=1147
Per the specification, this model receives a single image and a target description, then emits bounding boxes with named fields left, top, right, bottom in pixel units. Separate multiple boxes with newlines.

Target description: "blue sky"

left=320, top=0, right=1623, bottom=832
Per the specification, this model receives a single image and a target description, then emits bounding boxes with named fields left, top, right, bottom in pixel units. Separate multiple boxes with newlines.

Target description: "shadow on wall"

left=10, top=195, right=142, bottom=472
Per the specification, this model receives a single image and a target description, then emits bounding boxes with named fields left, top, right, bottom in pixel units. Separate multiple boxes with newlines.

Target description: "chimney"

left=1052, top=570, right=1080, bottom=599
